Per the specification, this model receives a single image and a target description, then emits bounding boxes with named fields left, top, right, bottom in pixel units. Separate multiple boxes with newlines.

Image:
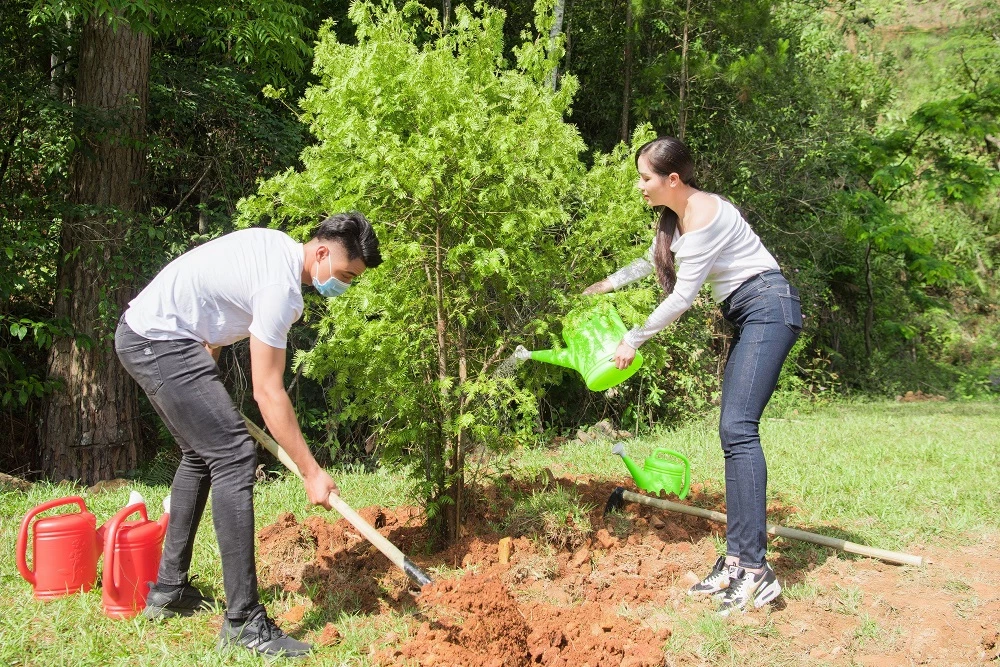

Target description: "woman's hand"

left=582, top=279, right=613, bottom=296
left=613, top=340, right=637, bottom=370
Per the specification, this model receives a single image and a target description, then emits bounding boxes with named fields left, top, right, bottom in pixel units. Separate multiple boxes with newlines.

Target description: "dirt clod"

left=0, top=472, right=32, bottom=492
left=316, top=623, right=341, bottom=646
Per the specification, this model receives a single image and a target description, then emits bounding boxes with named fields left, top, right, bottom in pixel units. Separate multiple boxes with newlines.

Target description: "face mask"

left=312, top=255, right=350, bottom=298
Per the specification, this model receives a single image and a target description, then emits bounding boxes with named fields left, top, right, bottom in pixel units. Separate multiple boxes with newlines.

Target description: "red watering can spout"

left=157, top=494, right=171, bottom=533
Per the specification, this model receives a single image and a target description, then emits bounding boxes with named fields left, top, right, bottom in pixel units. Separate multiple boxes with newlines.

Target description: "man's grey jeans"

left=115, top=317, right=259, bottom=620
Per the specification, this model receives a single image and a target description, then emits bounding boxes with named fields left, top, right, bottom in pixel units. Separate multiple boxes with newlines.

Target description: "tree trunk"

left=446, top=325, right=468, bottom=542
left=431, top=220, right=460, bottom=543
left=548, top=0, right=567, bottom=91
left=619, top=0, right=634, bottom=143
left=442, top=0, right=451, bottom=30
left=40, top=16, right=152, bottom=484
left=563, top=0, right=574, bottom=73
left=678, top=0, right=691, bottom=141
left=863, top=240, right=874, bottom=356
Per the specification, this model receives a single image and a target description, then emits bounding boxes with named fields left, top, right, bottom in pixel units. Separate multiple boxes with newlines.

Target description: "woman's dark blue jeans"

left=719, top=270, right=802, bottom=569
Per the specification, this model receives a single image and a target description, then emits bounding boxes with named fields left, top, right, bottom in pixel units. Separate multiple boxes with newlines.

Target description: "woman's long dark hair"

left=635, top=136, right=698, bottom=295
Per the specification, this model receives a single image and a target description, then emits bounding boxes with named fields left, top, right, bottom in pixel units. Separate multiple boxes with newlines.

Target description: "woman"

left=584, top=136, right=802, bottom=615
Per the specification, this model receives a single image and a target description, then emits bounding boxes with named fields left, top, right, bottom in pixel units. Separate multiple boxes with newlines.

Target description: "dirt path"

left=257, top=476, right=1000, bottom=665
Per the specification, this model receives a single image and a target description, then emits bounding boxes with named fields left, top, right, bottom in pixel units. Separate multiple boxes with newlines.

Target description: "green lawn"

left=519, top=399, right=1000, bottom=547
left=1, top=399, right=998, bottom=665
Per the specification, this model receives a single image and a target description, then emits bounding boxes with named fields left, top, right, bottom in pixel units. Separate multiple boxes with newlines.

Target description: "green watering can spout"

left=612, top=442, right=691, bottom=500
left=528, top=347, right=576, bottom=370
left=611, top=442, right=646, bottom=485
left=518, top=304, right=643, bottom=392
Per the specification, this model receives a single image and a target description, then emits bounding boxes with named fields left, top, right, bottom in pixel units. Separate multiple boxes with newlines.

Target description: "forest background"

left=1, top=0, right=998, bottom=538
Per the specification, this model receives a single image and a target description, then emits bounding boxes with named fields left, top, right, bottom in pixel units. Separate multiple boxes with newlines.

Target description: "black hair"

left=312, top=211, right=382, bottom=269
left=635, top=136, right=699, bottom=295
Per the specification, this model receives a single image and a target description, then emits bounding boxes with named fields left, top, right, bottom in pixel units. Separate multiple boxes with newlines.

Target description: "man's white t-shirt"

left=125, top=228, right=304, bottom=349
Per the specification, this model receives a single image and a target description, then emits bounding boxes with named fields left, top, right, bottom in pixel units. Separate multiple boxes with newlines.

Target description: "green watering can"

left=514, top=304, right=643, bottom=391
left=612, top=442, right=690, bottom=499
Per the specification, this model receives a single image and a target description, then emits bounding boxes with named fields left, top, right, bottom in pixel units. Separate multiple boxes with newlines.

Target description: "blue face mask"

left=312, top=255, right=350, bottom=298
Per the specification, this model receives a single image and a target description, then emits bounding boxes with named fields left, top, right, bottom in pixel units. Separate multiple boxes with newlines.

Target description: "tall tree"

left=31, top=0, right=315, bottom=481
left=677, top=0, right=691, bottom=141
left=239, top=2, right=585, bottom=542
left=40, top=14, right=152, bottom=482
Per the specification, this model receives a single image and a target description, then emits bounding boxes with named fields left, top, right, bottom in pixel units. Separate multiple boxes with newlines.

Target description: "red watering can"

left=101, top=497, right=169, bottom=619
left=17, top=496, right=103, bottom=599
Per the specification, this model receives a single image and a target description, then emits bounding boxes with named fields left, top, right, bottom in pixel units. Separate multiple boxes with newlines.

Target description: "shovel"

left=242, top=415, right=433, bottom=588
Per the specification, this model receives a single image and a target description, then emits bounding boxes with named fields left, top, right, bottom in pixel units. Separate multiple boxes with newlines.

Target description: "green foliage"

left=238, top=0, right=589, bottom=532
left=0, top=0, right=77, bottom=451
left=31, top=0, right=315, bottom=87
left=4, top=0, right=1000, bottom=483
left=0, top=0, right=326, bottom=473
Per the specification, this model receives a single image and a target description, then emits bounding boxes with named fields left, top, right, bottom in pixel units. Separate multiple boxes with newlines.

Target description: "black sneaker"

left=687, top=556, right=731, bottom=597
left=142, top=575, right=218, bottom=619
left=218, top=605, right=312, bottom=659
left=717, top=561, right=782, bottom=616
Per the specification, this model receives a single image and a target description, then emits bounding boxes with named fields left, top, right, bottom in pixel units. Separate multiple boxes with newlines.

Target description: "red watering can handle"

left=16, top=496, right=87, bottom=586
left=102, top=502, right=148, bottom=599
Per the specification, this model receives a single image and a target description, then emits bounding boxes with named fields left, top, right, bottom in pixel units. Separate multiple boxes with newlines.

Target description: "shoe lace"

left=256, top=614, right=286, bottom=644
left=704, top=568, right=728, bottom=585
left=722, top=569, right=753, bottom=601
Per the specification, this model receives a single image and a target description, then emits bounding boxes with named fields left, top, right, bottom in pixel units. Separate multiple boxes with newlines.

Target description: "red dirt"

left=316, top=623, right=342, bottom=646
left=257, top=505, right=420, bottom=614
left=256, top=476, right=1000, bottom=665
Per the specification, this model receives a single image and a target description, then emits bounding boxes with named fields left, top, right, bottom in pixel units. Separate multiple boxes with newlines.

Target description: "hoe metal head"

left=603, top=486, right=626, bottom=517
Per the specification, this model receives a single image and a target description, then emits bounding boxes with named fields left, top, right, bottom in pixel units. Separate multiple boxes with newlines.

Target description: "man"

left=115, top=212, right=381, bottom=658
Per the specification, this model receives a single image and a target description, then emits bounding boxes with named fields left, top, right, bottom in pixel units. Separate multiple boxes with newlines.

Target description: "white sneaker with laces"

left=687, top=556, right=732, bottom=597
left=717, top=561, right=782, bottom=616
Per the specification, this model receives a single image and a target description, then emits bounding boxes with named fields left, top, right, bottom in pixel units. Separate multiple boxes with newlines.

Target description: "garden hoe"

left=242, top=415, right=433, bottom=589
left=606, top=444, right=925, bottom=567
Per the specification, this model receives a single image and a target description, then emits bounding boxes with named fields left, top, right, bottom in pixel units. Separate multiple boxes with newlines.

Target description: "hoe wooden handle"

left=242, top=415, right=432, bottom=587
left=614, top=488, right=925, bottom=567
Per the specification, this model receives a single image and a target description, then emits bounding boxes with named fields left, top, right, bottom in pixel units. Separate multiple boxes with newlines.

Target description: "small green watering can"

left=612, top=442, right=690, bottom=499
left=514, top=304, right=643, bottom=391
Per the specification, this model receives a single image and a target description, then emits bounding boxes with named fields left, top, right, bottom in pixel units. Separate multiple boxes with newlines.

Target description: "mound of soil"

left=393, top=575, right=531, bottom=666
left=256, top=475, right=1000, bottom=666
left=257, top=505, right=421, bottom=613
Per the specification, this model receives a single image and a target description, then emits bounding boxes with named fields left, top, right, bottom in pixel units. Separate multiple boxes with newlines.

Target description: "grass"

left=1, top=399, right=998, bottom=665
left=0, top=467, right=416, bottom=667
left=518, top=398, right=1000, bottom=548
left=503, top=485, right=594, bottom=551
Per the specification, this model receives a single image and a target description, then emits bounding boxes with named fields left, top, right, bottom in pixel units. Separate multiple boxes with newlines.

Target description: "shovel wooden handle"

left=242, top=415, right=432, bottom=587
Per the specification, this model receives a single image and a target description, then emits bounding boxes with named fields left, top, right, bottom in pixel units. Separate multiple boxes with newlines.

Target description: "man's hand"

left=582, top=279, right=613, bottom=296
left=613, top=340, right=637, bottom=370
left=303, top=468, right=339, bottom=510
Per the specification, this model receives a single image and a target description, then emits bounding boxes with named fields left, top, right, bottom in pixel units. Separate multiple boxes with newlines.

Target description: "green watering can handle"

left=652, top=448, right=690, bottom=498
